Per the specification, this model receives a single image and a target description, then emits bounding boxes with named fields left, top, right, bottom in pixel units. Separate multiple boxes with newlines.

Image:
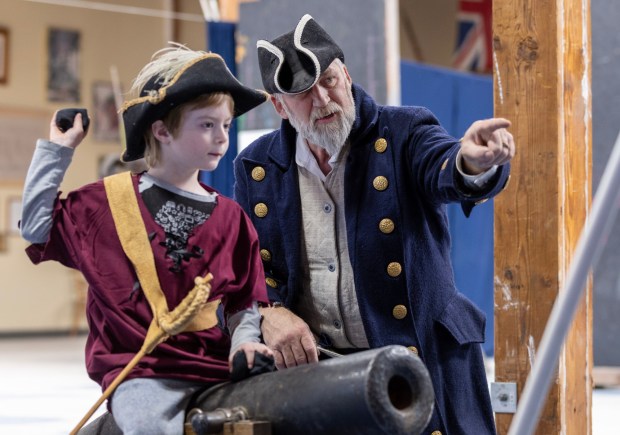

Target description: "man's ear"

left=151, top=120, right=171, bottom=143
left=271, top=95, right=288, bottom=120
left=342, top=65, right=352, bottom=85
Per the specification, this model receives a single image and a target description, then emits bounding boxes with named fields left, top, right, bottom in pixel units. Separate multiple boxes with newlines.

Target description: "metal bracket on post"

left=490, top=382, right=517, bottom=413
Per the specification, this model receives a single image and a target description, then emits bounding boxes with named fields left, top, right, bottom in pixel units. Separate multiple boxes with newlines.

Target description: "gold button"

left=387, top=262, right=402, bottom=277
left=251, top=166, right=266, bottom=181
left=374, top=138, right=387, bottom=153
left=407, top=346, right=418, bottom=355
left=373, top=176, right=388, bottom=191
left=475, top=198, right=489, bottom=206
left=440, top=158, right=449, bottom=170
left=379, top=218, right=395, bottom=234
left=254, top=203, right=268, bottom=218
left=260, top=249, right=272, bottom=262
left=393, top=305, right=407, bottom=320
left=431, top=431, right=442, bottom=435
left=265, top=277, right=277, bottom=288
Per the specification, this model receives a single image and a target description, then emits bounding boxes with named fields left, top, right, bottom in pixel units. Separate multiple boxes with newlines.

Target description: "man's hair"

left=128, top=44, right=234, bottom=167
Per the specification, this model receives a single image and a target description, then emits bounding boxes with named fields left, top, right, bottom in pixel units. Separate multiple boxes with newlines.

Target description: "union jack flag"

left=452, top=0, right=492, bottom=73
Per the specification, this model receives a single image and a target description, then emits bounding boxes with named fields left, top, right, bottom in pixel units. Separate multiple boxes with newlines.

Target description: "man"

left=233, top=14, right=514, bottom=434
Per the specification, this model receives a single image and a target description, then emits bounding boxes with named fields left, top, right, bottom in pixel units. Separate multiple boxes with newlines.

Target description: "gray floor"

left=0, top=335, right=617, bottom=434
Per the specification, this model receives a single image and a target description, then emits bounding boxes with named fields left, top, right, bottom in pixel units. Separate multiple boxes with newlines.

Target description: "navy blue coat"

left=233, top=84, right=508, bottom=434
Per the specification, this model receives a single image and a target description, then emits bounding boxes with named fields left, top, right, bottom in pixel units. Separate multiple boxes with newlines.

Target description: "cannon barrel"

left=188, top=345, right=435, bottom=435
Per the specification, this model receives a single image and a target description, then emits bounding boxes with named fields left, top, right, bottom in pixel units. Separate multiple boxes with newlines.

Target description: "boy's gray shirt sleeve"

left=20, top=139, right=74, bottom=244
left=227, top=301, right=262, bottom=354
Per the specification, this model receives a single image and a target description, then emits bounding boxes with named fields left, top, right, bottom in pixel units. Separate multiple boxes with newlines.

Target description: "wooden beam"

left=492, top=1, right=592, bottom=434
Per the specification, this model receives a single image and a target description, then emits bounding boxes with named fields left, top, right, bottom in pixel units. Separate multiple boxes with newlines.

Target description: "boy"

left=21, top=46, right=272, bottom=434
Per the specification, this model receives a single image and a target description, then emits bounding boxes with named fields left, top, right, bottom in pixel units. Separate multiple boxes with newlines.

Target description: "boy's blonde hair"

left=128, top=45, right=235, bottom=168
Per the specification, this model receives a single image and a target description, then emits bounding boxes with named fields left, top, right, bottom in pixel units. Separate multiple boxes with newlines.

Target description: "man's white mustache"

left=311, top=104, right=342, bottom=123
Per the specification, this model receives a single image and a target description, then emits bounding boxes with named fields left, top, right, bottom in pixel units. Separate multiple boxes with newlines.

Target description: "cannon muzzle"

left=188, top=345, right=434, bottom=435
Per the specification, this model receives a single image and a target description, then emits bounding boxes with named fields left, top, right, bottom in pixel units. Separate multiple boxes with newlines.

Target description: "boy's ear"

left=151, top=120, right=171, bottom=143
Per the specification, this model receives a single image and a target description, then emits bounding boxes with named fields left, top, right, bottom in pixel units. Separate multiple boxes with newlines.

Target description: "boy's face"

left=162, top=102, right=233, bottom=173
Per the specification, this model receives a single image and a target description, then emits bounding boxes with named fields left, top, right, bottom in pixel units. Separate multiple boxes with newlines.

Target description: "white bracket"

left=491, top=382, right=517, bottom=413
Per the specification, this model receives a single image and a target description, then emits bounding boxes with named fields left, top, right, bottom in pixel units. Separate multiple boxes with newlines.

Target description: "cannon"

left=78, top=345, right=434, bottom=435
left=187, top=345, right=434, bottom=435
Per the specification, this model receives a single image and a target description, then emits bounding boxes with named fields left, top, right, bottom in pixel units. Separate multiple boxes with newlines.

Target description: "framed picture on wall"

left=92, top=81, right=120, bottom=142
left=0, top=28, right=8, bottom=84
left=47, top=28, right=80, bottom=102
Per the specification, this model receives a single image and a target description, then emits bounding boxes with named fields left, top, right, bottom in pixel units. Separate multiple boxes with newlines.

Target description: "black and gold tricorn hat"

left=120, top=52, right=268, bottom=162
left=257, top=14, right=344, bottom=95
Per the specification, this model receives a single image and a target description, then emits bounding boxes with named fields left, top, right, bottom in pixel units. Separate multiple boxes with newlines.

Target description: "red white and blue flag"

left=452, top=0, right=492, bottom=73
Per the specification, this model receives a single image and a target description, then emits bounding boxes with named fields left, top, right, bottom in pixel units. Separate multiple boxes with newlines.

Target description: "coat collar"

left=349, top=83, right=379, bottom=144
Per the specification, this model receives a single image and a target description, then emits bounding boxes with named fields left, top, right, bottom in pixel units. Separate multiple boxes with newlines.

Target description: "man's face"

left=273, top=60, right=356, bottom=156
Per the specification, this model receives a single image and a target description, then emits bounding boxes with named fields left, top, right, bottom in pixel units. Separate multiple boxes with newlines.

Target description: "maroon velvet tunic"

left=26, top=173, right=268, bottom=391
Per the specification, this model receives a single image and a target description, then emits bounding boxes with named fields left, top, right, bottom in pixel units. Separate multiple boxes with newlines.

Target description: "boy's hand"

left=49, top=111, right=87, bottom=149
left=229, top=342, right=274, bottom=371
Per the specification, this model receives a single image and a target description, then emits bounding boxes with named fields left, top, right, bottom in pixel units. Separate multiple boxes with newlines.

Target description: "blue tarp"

left=200, top=21, right=238, bottom=198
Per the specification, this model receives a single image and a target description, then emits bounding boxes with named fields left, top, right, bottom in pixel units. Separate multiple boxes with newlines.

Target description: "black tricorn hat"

left=120, top=53, right=268, bottom=162
left=257, top=14, right=344, bottom=95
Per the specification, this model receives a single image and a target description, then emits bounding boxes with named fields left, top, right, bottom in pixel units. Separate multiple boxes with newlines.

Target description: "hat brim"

left=257, top=14, right=344, bottom=95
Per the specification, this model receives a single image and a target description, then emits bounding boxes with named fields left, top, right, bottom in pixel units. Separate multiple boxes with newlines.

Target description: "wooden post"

left=492, top=1, right=592, bottom=434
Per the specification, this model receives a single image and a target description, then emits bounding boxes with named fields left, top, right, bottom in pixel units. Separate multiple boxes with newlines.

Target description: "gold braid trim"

left=120, top=53, right=222, bottom=112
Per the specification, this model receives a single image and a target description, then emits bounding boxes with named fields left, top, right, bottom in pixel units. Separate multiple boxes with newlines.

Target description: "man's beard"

left=283, top=87, right=356, bottom=157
